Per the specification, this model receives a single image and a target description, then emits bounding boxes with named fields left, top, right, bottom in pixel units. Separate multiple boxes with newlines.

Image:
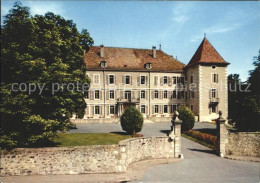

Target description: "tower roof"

left=185, top=38, right=229, bottom=68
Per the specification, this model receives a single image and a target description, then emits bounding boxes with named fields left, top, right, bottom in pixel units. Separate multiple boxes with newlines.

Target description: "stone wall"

left=225, top=132, right=260, bottom=157
left=0, top=135, right=181, bottom=176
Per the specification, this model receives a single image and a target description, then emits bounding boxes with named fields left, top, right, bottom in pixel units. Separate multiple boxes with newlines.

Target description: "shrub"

left=177, top=106, right=195, bottom=133
left=120, top=106, right=144, bottom=136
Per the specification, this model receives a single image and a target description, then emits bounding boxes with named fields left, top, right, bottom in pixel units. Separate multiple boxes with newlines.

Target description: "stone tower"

left=184, top=38, right=229, bottom=122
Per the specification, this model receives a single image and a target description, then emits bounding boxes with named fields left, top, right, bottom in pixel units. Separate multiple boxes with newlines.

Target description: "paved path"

left=2, top=122, right=259, bottom=182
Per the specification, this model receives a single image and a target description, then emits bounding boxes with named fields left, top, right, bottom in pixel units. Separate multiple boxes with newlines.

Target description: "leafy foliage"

left=177, top=106, right=195, bottom=133
left=0, top=2, right=93, bottom=148
left=228, top=50, right=260, bottom=131
left=120, top=106, right=144, bottom=136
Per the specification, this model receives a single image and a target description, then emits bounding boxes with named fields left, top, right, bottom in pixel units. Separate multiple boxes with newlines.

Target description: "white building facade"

left=71, top=38, right=229, bottom=123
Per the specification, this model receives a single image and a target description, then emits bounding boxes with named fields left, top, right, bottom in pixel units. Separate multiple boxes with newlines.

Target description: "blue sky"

left=2, top=1, right=260, bottom=81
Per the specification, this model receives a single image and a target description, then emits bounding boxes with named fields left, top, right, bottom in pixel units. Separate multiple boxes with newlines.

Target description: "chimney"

left=100, top=44, right=104, bottom=57
left=152, top=46, right=156, bottom=58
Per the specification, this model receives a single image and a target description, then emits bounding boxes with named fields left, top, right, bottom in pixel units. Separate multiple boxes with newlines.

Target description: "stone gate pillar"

left=169, top=111, right=182, bottom=158
left=216, top=111, right=228, bottom=158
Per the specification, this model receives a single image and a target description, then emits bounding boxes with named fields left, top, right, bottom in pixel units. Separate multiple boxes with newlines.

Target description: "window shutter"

left=209, top=105, right=211, bottom=114
left=106, top=90, right=109, bottom=100
left=154, top=76, right=158, bottom=86
left=168, top=91, right=171, bottom=99
left=209, top=89, right=212, bottom=99
left=145, top=105, right=148, bottom=114
left=100, top=91, right=103, bottom=100
left=159, top=105, right=163, bottom=114
left=169, top=77, right=173, bottom=86
left=167, top=76, right=170, bottom=85
left=160, top=77, right=163, bottom=86
left=107, top=105, right=110, bottom=115
left=114, top=75, right=117, bottom=84
left=146, top=76, right=148, bottom=86
left=137, top=76, right=140, bottom=86
left=130, top=76, right=133, bottom=85
left=92, top=105, right=95, bottom=115
left=217, top=74, right=218, bottom=83
left=106, top=75, right=108, bottom=85
left=120, top=90, right=123, bottom=99
left=100, top=106, right=103, bottom=115
left=151, top=90, right=154, bottom=100
left=115, top=90, right=117, bottom=99
left=131, top=90, right=134, bottom=100
left=159, top=90, right=162, bottom=99
left=152, top=105, right=155, bottom=114
left=145, top=90, right=148, bottom=100
left=90, top=90, right=94, bottom=100
left=216, top=89, right=218, bottom=98
left=122, top=76, right=125, bottom=85
left=86, top=106, right=89, bottom=116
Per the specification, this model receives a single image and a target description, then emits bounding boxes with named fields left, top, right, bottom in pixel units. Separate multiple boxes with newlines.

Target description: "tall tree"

left=0, top=2, right=93, bottom=148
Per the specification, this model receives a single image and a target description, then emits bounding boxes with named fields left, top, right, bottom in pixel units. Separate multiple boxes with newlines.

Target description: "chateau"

left=72, top=37, right=229, bottom=123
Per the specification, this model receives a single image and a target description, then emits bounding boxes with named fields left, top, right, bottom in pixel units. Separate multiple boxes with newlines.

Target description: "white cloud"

left=27, top=1, right=65, bottom=16
left=172, top=2, right=193, bottom=24
left=191, top=23, right=242, bottom=43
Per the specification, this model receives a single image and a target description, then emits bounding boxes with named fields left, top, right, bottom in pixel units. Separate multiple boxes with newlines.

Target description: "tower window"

left=212, top=74, right=218, bottom=83
left=212, top=65, right=216, bottom=69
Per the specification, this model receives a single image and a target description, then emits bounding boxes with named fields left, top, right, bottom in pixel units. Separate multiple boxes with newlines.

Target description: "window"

left=141, top=76, right=146, bottom=85
left=170, top=105, right=177, bottom=113
left=93, top=74, right=100, bottom=84
left=212, top=65, right=216, bottom=69
left=190, top=90, right=195, bottom=99
left=110, top=105, right=115, bottom=114
left=125, top=75, right=130, bottom=84
left=109, top=90, right=114, bottom=99
left=154, top=76, right=158, bottom=85
left=154, top=90, right=158, bottom=99
left=95, top=90, right=100, bottom=99
left=190, top=105, right=194, bottom=111
left=125, top=91, right=131, bottom=100
left=163, top=90, right=167, bottom=99
left=212, top=74, right=218, bottom=83
left=141, top=90, right=145, bottom=99
left=109, top=75, right=115, bottom=84
left=190, top=75, right=194, bottom=83
left=146, top=63, right=152, bottom=69
left=100, top=61, right=106, bottom=67
left=163, top=76, right=168, bottom=84
left=177, top=76, right=185, bottom=84
left=172, top=90, right=176, bottom=99
left=211, top=89, right=217, bottom=98
left=95, top=106, right=100, bottom=115
left=211, top=105, right=216, bottom=113
left=173, top=76, right=177, bottom=84
left=155, top=105, right=159, bottom=113
left=141, top=105, right=145, bottom=113
left=163, top=105, right=168, bottom=113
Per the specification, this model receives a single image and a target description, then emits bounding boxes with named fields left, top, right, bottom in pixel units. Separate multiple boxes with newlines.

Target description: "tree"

left=228, top=50, right=260, bottom=131
left=120, top=106, right=143, bottom=136
left=0, top=2, right=94, bottom=148
left=177, top=106, right=195, bottom=133
left=248, top=50, right=260, bottom=95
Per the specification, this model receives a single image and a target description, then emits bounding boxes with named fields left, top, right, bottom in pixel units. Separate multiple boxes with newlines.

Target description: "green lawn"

left=53, top=133, right=131, bottom=147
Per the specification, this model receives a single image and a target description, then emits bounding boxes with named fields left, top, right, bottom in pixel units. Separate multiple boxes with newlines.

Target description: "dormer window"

left=100, top=60, right=107, bottom=68
left=145, top=62, right=152, bottom=69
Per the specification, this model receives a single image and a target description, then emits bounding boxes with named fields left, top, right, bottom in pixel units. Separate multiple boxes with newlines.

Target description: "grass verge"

left=53, top=133, right=131, bottom=147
